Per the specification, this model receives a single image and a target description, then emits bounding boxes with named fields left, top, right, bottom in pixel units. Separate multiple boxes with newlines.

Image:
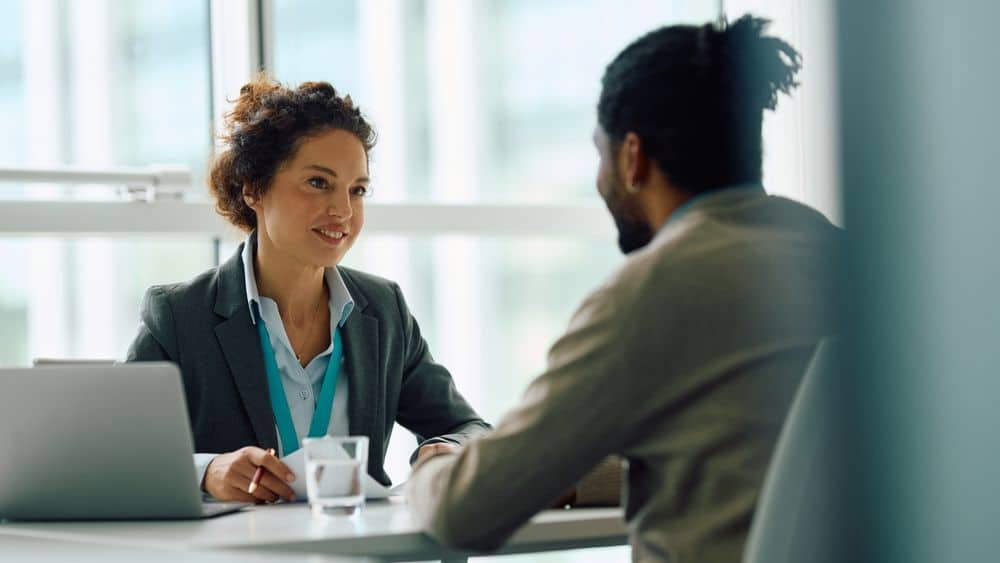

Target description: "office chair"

left=743, top=338, right=844, bottom=563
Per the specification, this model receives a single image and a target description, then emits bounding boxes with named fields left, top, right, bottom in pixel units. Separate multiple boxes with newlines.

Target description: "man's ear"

left=618, top=132, right=651, bottom=193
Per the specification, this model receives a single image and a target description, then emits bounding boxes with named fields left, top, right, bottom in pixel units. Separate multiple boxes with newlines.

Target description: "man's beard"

left=613, top=214, right=654, bottom=254
left=605, top=184, right=653, bottom=254
left=600, top=172, right=653, bottom=254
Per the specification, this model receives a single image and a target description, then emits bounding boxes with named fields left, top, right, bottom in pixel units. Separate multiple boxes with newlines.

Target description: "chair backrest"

left=743, top=338, right=843, bottom=563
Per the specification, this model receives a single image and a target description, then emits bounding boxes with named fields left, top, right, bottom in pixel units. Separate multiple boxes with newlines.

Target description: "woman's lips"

left=313, top=228, right=348, bottom=245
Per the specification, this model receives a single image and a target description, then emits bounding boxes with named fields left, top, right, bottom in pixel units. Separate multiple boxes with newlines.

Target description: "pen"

left=247, top=448, right=276, bottom=494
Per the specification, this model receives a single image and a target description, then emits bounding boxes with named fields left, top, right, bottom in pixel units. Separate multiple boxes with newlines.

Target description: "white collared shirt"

left=195, top=234, right=355, bottom=490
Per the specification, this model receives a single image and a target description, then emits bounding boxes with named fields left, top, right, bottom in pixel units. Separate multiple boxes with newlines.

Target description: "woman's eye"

left=307, top=177, right=328, bottom=189
left=351, top=185, right=369, bottom=197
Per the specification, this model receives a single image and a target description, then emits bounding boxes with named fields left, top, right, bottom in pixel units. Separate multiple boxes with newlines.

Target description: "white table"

left=0, top=535, right=361, bottom=563
left=0, top=498, right=627, bottom=562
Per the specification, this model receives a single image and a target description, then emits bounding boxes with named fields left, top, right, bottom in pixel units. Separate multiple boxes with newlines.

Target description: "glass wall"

left=0, top=0, right=25, bottom=164
left=0, top=0, right=213, bottom=364
left=0, top=0, right=210, bottom=176
left=270, top=0, right=719, bottom=203
left=0, top=238, right=214, bottom=366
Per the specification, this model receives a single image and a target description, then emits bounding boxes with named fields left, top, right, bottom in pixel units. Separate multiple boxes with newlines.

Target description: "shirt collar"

left=242, top=232, right=355, bottom=327
left=659, top=183, right=766, bottom=234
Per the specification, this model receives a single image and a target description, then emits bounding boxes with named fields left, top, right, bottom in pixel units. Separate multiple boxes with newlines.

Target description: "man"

left=407, top=15, right=842, bottom=563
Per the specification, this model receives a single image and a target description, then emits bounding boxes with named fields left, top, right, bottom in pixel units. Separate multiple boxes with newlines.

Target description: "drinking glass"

left=302, top=435, right=368, bottom=515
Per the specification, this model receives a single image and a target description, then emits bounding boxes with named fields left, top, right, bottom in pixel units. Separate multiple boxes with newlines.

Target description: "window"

left=0, top=0, right=213, bottom=363
left=0, top=0, right=210, bottom=178
left=0, top=238, right=215, bottom=365
left=270, top=0, right=719, bottom=203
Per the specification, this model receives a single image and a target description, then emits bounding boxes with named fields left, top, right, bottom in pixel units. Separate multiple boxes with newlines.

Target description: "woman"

left=127, top=76, right=490, bottom=503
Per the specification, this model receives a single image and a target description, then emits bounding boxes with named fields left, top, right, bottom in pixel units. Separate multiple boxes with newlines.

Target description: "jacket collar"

left=212, top=241, right=276, bottom=449
left=213, top=241, right=250, bottom=320
left=210, top=241, right=377, bottom=455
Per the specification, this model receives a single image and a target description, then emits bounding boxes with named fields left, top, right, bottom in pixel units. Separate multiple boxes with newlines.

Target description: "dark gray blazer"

left=126, top=242, right=490, bottom=486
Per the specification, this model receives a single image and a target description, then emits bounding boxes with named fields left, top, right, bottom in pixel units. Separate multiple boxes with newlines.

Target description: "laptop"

left=0, top=362, right=245, bottom=520
left=32, top=358, right=120, bottom=366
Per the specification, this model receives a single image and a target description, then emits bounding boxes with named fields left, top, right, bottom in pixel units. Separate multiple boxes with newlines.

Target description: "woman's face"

left=250, top=128, right=369, bottom=267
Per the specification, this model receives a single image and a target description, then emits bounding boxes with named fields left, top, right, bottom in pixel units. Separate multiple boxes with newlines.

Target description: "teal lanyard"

left=255, top=311, right=342, bottom=455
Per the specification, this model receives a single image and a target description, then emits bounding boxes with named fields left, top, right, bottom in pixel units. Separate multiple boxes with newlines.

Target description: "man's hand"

left=203, top=446, right=296, bottom=503
left=415, top=442, right=458, bottom=465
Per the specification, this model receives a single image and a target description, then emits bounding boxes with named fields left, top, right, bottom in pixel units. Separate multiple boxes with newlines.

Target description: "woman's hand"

left=203, top=446, right=296, bottom=503
left=414, top=442, right=458, bottom=465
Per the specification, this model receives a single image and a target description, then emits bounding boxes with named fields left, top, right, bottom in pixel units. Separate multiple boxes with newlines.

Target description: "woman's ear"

left=242, top=186, right=256, bottom=208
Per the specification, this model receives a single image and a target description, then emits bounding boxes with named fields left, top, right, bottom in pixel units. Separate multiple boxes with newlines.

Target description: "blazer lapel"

left=339, top=270, right=381, bottom=467
left=213, top=242, right=278, bottom=451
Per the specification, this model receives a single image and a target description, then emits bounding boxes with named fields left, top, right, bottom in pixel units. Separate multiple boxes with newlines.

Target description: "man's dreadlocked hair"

left=598, top=15, right=801, bottom=193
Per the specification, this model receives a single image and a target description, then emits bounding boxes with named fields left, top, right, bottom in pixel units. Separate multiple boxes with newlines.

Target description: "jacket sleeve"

left=126, top=286, right=180, bottom=363
left=389, top=283, right=491, bottom=460
left=405, top=283, right=632, bottom=551
left=126, top=286, right=221, bottom=493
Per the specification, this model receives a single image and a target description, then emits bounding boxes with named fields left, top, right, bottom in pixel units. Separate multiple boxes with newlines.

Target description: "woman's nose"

left=327, top=192, right=352, bottom=219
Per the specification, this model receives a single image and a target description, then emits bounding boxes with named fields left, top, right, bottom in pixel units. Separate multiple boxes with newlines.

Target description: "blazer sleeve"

left=389, top=282, right=491, bottom=458
left=126, top=286, right=180, bottom=363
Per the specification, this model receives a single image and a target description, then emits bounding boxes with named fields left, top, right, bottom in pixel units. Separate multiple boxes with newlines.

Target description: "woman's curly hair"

left=209, top=75, right=377, bottom=232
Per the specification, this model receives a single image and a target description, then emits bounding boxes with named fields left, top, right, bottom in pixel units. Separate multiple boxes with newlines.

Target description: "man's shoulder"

left=653, top=194, right=839, bottom=258
left=609, top=195, right=841, bottom=302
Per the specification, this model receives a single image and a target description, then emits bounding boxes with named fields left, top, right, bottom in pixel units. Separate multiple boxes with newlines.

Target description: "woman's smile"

left=312, top=226, right=350, bottom=246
